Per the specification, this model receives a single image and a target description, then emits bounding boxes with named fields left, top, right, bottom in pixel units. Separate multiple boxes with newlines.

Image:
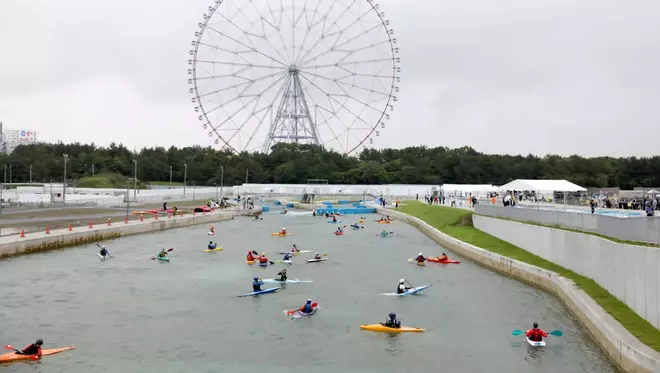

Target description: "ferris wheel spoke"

left=205, top=25, right=289, bottom=68
left=298, top=71, right=390, bottom=99
left=298, top=22, right=383, bottom=67
left=198, top=70, right=287, bottom=99
left=195, top=60, right=284, bottom=71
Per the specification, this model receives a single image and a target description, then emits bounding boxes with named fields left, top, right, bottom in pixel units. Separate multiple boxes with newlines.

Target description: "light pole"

left=9, top=164, right=11, bottom=189
left=126, top=179, right=130, bottom=220
left=169, top=165, right=172, bottom=187
left=63, top=154, right=68, bottom=203
left=133, top=160, right=137, bottom=201
left=3, top=165, right=6, bottom=184
left=92, top=164, right=95, bottom=176
left=192, top=181, right=195, bottom=200
left=183, top=163, right=188, bottom=197
left=220, top=165, right=224, bottom=201
left=29, top=164, right=32, bottom=186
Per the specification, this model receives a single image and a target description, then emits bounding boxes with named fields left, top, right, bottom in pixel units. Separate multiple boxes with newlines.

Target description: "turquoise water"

left=0, top=210, right=616, bottom=372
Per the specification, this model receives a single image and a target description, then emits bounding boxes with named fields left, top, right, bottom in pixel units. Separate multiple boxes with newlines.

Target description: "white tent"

left=498, top=179, right=586, bottom=192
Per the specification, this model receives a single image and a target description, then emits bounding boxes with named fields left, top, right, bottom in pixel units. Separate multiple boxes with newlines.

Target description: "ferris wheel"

left=188, top=0, right=400, bottom=154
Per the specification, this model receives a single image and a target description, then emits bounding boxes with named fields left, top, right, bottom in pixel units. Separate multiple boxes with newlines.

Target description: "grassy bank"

left=78, top=173, right=148, bottom=189
left=398, top=201, right=660, bottom=351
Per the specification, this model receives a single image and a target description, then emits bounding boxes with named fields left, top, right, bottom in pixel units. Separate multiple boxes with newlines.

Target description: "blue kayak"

left=351, top=226, right=360, bottom=230
left=239, top=287, right=280, bottom=297
left=327, top=220, right=342, bottom=223
left=382, top=284, right=433, bottom=296
left=258, top=261, right=268, bottom=267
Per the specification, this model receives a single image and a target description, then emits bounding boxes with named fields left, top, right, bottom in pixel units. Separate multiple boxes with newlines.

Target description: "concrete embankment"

left=0, top=208, right=256, bottom=259
left=374, top=207, right=660, bottom=373
left=288, top=199, right=660, bottom=373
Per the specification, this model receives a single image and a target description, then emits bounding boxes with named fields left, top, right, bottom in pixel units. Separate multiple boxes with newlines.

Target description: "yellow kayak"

left=416, top=261, right=426, bottom=266
left=203, top=247, right=223, bottom=252
left=271, top=232, right=293, bottom=236
left=247, top=260, right=255, bottom=265
left=360, top=324, right=424, bottom=333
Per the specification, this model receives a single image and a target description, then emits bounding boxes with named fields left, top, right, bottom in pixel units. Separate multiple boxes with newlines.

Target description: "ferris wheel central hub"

left=288, top=66, right=299, bottom=73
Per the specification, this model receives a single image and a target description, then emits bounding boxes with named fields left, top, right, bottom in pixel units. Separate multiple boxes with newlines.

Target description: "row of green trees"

left=1, top=142, right=659, bottom=189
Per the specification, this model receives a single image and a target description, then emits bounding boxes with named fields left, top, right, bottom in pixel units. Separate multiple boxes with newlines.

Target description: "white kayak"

left=527, top=338, right=546, bottom=347
left=208, top=231, right=215, bottom=235
left=281, top=259, right=292, bottom=264
left=382, top=284, right=432, bottom=296
left=306, top=258, right=328, bottom=263
left=277, top=250, right=312, bottom=255
left=98, top=254, right=111, bottom=261
left=262, top=278, right=314, bottom=284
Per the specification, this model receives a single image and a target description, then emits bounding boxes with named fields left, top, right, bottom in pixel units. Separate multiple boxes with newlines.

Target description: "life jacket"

left=416, top=256, right=425, bottom=262
left=22, top=344, right=41, bottom=356
left=247, top=254, right=254, bottom=261
left=527, top=329, right=545, bottom=341
left=259, top=256, right=268, bottom=263
left=303, top=303, right=312, bottom=313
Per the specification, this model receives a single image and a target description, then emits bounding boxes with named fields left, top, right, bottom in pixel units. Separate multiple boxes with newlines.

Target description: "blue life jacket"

left=303, top=303, right=312, bottom=313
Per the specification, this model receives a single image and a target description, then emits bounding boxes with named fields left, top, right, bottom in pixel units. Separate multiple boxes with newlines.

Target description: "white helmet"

left=419, top=252, right=423, bottom=256
left=315, top=252, right=319, bottom=255
left=399, top=279, right=405, bottom=284
left=282, top=228, right=286, bottom=230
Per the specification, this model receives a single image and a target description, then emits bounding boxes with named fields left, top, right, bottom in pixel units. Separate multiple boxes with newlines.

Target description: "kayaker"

left=397, top=279, right=412, bottom=294
left=336, top=227, right=343, bottom=234
left=380, top=229, right=389, bottom=238
left=312, top=210, right=316, bottom=216
left=351, top=222, right=360, bottom=229
left=18, top=339, right=43, bottom=357
left=283, top=209, right=288, bottom=214
left=381, top=313, right=401, bottom=329
left=99, top=246, right=109, bottom=258
left=359, top=217, right=365, bottom=223
left=325, top=212, right=329, bottom=218
left=314, top=252, right=321, bottom=260
left=209, top=225, right=215, bottom=234
left=258, top=252, right=269, bottom=264
left=290, top=244, right=301, bottom=253
left=332, top=216, right=337, bottom=222
left=438, top=253, right=448, bottom=261
left=252, top=277, right=263, bottom=292
left=277, top=269, right=288, bottom=282
left=282, top=252, right=292, bottom=261
left=526, top=322, right=548, bottom=342
left=416, top=253, right=426, bottom=263
left=386, top=215, right=391, bottom=221
left=280, top=227, right=287, bottom=235
left=301, top=299, right=314, bottom=314
left=158, top=249, right=168, bottom=259
left=247, top=251, right=255, bottom=262
left=208, top=241, right=217, bottom=250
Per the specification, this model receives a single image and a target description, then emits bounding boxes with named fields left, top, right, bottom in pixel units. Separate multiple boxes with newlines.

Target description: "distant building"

left=0, top=122, right=39, bottom=154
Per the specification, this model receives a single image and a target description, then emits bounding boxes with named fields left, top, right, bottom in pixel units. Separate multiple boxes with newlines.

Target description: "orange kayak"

left=0, top=346, right=75, bottom=364
left=427, top=257, right=460, bottom=264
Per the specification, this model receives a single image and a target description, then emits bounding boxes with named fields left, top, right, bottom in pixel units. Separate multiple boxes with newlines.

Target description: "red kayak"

left=428, top=257, right=460, bottom=264
left=0, top=346, right=75, bottom=364
left=334, top=231, right=344, bottom=236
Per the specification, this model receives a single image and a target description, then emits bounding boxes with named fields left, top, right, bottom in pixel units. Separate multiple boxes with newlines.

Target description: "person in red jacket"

left=19, top=339, right=43, bottom=357
left=258, top=252, right=269, bottom=263
left=247, top=251, right=255, bottom=262
left=526, top=322, right=548, bottom=342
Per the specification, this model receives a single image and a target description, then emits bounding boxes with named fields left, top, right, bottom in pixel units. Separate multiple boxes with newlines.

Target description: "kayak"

left=262, top=278, right=313, bottom=284
left=527, top=338, right=546, bottom=347
left=416, top=261, right=425, bottom=266
left=271, top=233, right=293, bottom=236
left=98, top=254, right=111, bottom=261
left=360, top=324, right=424, bottom=333
left=208, top=231, right=216, bottom=235
left=334, top=231, right=344, bottom=236
left=157, top=256, right=170, bottom=262
left=327, top=220, right=342, bottom=223
left=258, top=261, right=269, bottom=267
left=380, top=234, right=392, bottom=238
left=428, top=257, right=460, bottom=264
left=280, top=259, right=292, bottom=264
left=382, top=284, right=432, bottom=296
left=247, top=260, right=256, bottom=265
left=203, top=247, right=223, bottom=252
left=351, top=226, right=360, bottom=230
left=0, top=346, right=76, bottom=363
left=292, top=307, right=318, bottom=318
left=377, top=221, right=392, bottom=224
left=285, top=302, right=318, bottom=315
left=276, top=250, right=312, bottom=255
left=307, top=258, right=328, bottom=263
left=238, top=287, right=280, bottom=297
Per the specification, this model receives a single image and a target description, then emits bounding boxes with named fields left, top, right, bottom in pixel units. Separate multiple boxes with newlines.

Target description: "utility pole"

left=245, top=168, right=248, bottom=184
left=133, top=160, right=137, bottom=201
left=126, top=179, right=130, bottom=220
left=92, top=164, right=95, bottom=176
left=219, top=165, right=224, bottom=201
left=183, top=163, right=188, bottom=197
left=8, top=164, right=11, bottom=189
left=63, top=154, right=68, bottom=203
left=29, top=164, right=32, bottom=186
left=169, top=165, right=172, bottom=187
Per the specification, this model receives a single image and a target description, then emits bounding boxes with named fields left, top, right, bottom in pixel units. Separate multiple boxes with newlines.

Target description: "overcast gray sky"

left=1, top=0, right=659, bottom=157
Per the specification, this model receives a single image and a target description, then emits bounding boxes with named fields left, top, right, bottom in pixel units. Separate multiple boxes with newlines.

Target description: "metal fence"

left=475, top=204, right=660, bottom=245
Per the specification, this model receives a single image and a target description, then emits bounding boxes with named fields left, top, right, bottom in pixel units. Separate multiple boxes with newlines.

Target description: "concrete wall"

left=476, top=204, right=660, bottom=245
left=0, top=208, right=255, bottom=258
left=473, top=214, right=660, bottom=329
left=373, top=207, right=660, bottom=373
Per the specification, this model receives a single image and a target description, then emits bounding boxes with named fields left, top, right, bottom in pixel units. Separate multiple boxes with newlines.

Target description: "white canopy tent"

left=498, top=179, right=586, bottom=193
left=498, top=179, right=586, bottom=209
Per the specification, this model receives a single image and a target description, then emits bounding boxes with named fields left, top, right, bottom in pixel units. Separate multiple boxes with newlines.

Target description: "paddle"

left=151, top=248, right=174, bottom=260
left=512, top=329, right=563, bottom=337
left=3, top=345, right=39, bottom=360
left=286, top=302, right=318, bottom=315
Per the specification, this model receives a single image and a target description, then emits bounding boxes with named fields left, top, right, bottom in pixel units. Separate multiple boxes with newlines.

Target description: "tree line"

left=1, top=142, right=659, bottom=189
